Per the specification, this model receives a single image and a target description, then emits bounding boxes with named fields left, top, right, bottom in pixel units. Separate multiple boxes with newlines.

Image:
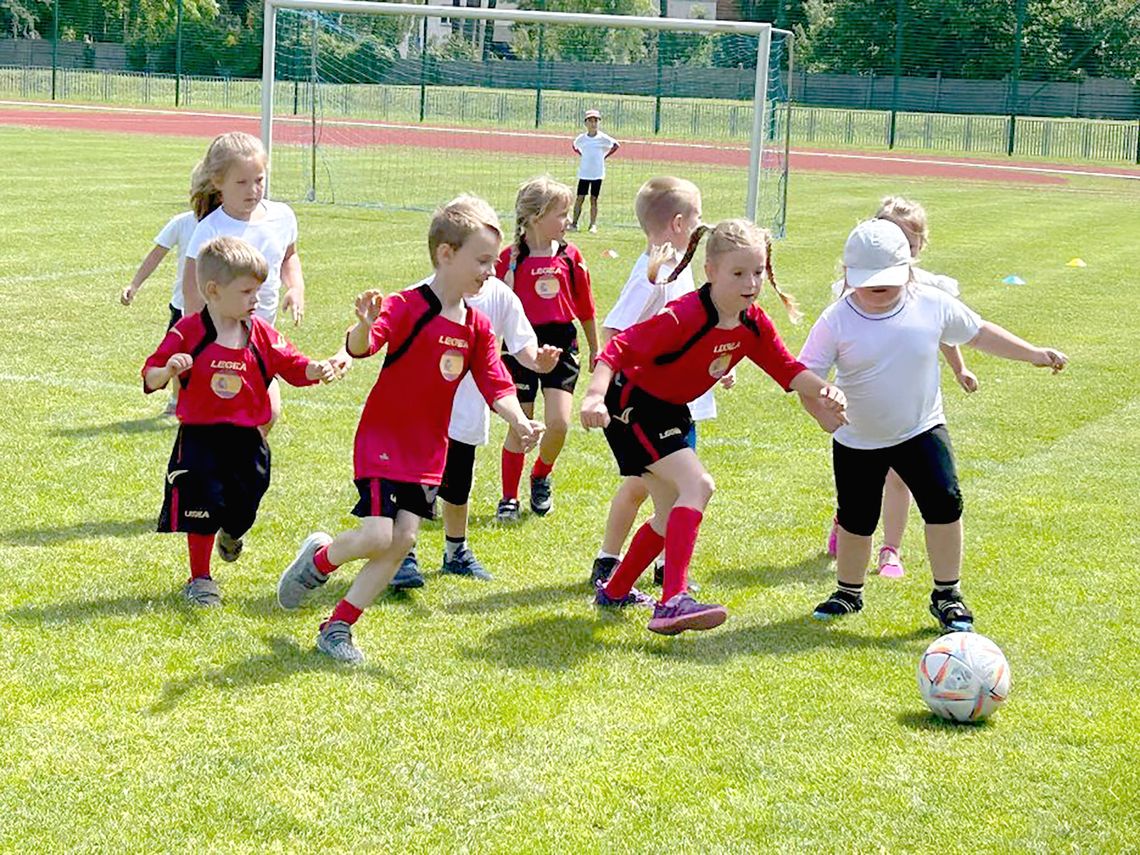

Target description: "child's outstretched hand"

left=580, top=393, right=609, bottom=430
left=1033, top=348, right=1068, bottom=374
left=306, top=360, right=337, bottom=383
left=719, top=368, right=737, bottom=390
left=328, top=349, right=353, bottom=379
left=514, top=418, right=546, bottom=453
left=165, top=353, right=193, bottom=377
left=533, top=345, right=562, bottom=375
left=817, top=385, right=849, bottom=421
left=956, top=369, right=979, bottom=393
left=646, top=243, right=676, bottom=285
left=354, top=290, right=384, bottom=325
left=120, top=286, right=138, bottom=306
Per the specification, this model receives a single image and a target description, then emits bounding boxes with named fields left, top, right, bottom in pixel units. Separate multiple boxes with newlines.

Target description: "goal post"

left=260, top=0, right=792, bottom=234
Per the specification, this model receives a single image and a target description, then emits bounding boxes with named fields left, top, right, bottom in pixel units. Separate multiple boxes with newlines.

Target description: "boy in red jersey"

left=142, top=236, right=338, bottom=607
left=580, top=220, right=846, bottom=635
left=276, top=195, right=544, bottom=664
left=496, top=175, right=598, bottom=521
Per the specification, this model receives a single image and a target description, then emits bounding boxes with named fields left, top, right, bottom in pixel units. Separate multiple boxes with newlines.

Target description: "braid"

left=664, top=224, right=709, bottom=285
left=763, top=232, right=802, bottom=324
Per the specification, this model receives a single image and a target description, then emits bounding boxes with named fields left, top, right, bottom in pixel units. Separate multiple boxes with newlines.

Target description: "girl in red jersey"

left=580, top=219, right=847, bottom=635
left=496, top=175, right=599, bottom=521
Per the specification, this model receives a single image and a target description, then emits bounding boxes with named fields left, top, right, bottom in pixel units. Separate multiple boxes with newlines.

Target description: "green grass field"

left=1, top=124, right=1137, bottom=852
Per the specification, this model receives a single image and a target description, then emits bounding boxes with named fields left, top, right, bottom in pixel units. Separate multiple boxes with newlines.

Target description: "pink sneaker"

left=877, top=546, right=905, bottom=578
left=826, top=517, right=838, bottom=558
left=647, top=593, right=727, bottom=635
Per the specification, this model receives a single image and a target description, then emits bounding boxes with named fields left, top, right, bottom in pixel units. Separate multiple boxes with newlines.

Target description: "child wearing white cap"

left=798, top=218, right=1067, bottom=632
left=570, top=109, right=620, bottom=233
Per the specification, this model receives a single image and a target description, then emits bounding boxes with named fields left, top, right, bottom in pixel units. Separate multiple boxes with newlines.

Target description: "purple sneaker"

left=647, top=592, right=728, bottom=635
left=594, top=581, right=655, bottom=609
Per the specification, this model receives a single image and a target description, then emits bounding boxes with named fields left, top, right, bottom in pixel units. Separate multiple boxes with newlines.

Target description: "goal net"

left=262, top=0, right=791, bottom=236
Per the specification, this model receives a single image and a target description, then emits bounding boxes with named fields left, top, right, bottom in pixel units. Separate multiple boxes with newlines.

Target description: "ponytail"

left=189, top=161, right=221, bottom=221
left=663, top=223, right=709, bottom=285
left=763, top=232, right=802, bottom=324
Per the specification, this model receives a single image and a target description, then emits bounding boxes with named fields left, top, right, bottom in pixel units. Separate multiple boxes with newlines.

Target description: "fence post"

left=174, top=0, right=184, bottom=107
left=534, top=10, right=545, bottom=129
left=1007, top=0, right=1026, bottom=155
left=1135, top=119, right=1140, bottom=164
left=51, top=0, right=59, bottom=100
left=418, top=16, right=428, bottom=122
left=888, top=0, right=903, bottom=148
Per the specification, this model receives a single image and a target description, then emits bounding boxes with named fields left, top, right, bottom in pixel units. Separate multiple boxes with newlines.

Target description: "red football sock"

left=603, top=521, right=665, bottom=599
left=662, top=506, right=704, bottom=602
left=187, top=532, right=215, bottom=581
left=502, top=448, right=525, bottom=500
left=325, top=599, right=363, bottom=628
left=314, top=544, right=338, bottom=575
left=531, top=456, right=555, bottom=479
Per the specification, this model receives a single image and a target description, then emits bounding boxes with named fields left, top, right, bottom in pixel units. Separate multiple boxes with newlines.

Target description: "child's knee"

left=693, top=472, right=716, bottom=505
left=616, top=478, right=649, bottom=507
left=836, top=506, right=879, bottom=537
left=391, top=527, right=417, bottom=556
left=357, top=519, right=393, bottom=559
left=544, top=414, right=570, bottom=438
left=916, top=487, right=963, bottom=526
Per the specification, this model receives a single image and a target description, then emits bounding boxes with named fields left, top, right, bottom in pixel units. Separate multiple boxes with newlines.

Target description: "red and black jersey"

left=142, top=311, right=315, bottom=427
left=495, top=242, right=595, bottom=326
left=599, top=284, right=807, bottom=405
left=349, top=284, right=515, bottom=485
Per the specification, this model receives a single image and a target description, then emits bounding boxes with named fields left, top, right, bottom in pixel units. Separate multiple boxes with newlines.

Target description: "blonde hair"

left=196, top=236, right=269, bottom=296
left=504, top=175, right=574, bottom=286
left=428, top=194, right=503, bottom=267
left=668, top=218, right=801, bottom=323
left=876, top=196, right=928, bottom=257
left=637, top=176, right=702, bottom=282
left=190, top=132, right=267, bottom=220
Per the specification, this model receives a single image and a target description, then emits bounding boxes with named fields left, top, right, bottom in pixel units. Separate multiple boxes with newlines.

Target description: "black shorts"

left=576, top=178, right=603, bottom=198
left=503, top=322, right=580, bottom=404
left=438, top=439, right=477, bottom=506
left=603, top=374, right=694, bottom=477
left=352, top=478, right=439, bottom=520
left=167, top=304, right=183, bottom=331
left=833, top=425, right=963, bottom=537
left=159, top=424, right=270, bottom=536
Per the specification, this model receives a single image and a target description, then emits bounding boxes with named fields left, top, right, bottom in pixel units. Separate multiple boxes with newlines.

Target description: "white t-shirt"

left=603, top=251, right=717, bottom=421
left=411, top=275, right=538, bottom=447
left=830, top=265, right=960, bottom=299
left=574, top=131, right=618, bottom=180
left=154, top=211, right=198, bottom=311
left=185, top=200, right=299, bottom=322
left=798, top=286, right=983, bottom=450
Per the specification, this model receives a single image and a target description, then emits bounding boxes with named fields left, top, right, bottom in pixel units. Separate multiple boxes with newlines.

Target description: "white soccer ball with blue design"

left=917, top=632, right=1011, bottom=722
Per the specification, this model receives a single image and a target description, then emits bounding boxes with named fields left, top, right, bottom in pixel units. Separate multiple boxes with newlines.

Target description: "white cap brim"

left=846, top=263, right=910, bottom=289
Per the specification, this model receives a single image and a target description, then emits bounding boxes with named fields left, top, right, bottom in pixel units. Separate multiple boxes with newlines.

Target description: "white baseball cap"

left=584, top=109, right=601, bottom=120
left=843, top=218, right=913, bottom=288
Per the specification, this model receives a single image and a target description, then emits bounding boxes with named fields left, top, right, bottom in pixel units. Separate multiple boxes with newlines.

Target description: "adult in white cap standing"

left=798, top=218, right=1067, bottom=633
left=570, top=108, right=620, bottom=234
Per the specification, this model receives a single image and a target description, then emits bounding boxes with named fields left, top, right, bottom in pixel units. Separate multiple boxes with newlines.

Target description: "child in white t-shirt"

left=799, top=219, right=1067, bottom=632
left=570, top=109, right=620, bottom=234
left=588, top=177, right=733, bottom=590
left=389, top=274, right=561, bottom=590
left=825, top=196, right=978, bottom=579
left=121, top=206, right=198, bottom=414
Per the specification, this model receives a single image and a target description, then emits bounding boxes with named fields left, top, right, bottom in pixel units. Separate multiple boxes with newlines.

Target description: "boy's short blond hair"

left=196, top=236, right=269, bottom=294
left=429, top=194, right=503, bottom=266
left=634, top=176, right=701, bottom=235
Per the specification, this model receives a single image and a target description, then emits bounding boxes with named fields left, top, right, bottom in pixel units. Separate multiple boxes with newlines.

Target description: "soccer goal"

left=261, top=0, right=792, bottom=235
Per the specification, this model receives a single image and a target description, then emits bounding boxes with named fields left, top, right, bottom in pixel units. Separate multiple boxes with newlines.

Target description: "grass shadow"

left=706, top=552, right=834, bottom=590
left=457, top=613, right=598, bottom=671
left=896, top=709, right=996, bottom=731
left=0, top=516, right=156, bottom=545
left=149, top=636, right=396, bottom=713
left=53, top=415, right=174, bottom=438
left=443, top=580, right=587, bottom=615
left=236, top=577, right=436, bottom=618
left=6, top=591, right=189, bottom=624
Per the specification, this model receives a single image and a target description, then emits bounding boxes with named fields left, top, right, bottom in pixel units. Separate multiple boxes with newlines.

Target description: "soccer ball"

left=917, top=632, right=1011, bottom=722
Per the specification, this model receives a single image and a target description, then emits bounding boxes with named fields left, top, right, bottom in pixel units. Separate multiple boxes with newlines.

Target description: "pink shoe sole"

left=877, top=550, right=905, bottom=578
left=647, top=605, right=728, bottom=635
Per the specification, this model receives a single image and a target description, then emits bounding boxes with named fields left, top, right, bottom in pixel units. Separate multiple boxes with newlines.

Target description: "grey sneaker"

left=530, top=476, right=553, bottom=516
left=216, top=530, right=243, bottom=563
left=277, top=532, right=332, bottom=609
left=441, top=547, right=492, bottom=581
left=316, top=620, right=365, bottom=665
left=390, top=551, right=425, bottom=590
left=495, top=498, right=521, bottom=523
left=162, top=397, right=178, bottom=417
left=183, top=576, right=221, bottom=607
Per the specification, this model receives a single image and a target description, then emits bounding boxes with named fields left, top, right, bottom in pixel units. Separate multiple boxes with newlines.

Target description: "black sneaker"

left=530, top=476, right=553, bottom=516
left=496, top=497, right=521, bottom=523
left=652, top=560, right=664, bottom=587
left=441, top=547, right=492, bottom=581
left=390, top=551, right=425, bottom=590
left=590, top=556, right=618, bottom=587
left=216, top=530, right=243, bottom=563
left=812, top=588, right=863, bottom=621
left=930, top=589, right=975, bottom=633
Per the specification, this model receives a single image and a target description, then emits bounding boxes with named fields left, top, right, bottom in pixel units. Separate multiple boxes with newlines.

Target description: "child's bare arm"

left=183, top=257, right=204, bottom=315
left=514, top=344, right=562, bottom=375
left=940, top=342, right=977, bottom=392
left=280, top=244, right=305, bottom=326
left=122, top=245, right=169, bottom=305
left=345, top=290, right=383, bottom=357
left=581, top=317, right=600, bottom=370
left=144, top=354, right=192, bottom=392
left=493, top=396, right=545, bottom=452
left=968, top=322, right=1067, bottom=372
